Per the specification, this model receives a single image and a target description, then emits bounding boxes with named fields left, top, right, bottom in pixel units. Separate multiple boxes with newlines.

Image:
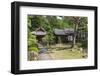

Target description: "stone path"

left=38, top=53, right=52, bottom=60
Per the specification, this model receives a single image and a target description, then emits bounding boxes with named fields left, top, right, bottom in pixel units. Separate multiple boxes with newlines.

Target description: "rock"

left=28, top=51, right=39, bottom=61
left=80, top=48, right=83, bottom=52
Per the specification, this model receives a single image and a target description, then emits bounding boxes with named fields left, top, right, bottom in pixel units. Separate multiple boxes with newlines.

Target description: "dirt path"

left=38, top=53, right=52, bottom=60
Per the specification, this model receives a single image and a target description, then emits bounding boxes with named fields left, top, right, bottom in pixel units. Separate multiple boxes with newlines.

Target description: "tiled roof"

left=32, top=31, right=46, bottom=35
left=54, top=28, right=74, bottom=36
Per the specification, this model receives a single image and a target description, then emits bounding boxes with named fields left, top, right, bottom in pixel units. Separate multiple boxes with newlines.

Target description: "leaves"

left=28, top=15, right=88, bottom=49
left=28, top=32, right=39, bottom=52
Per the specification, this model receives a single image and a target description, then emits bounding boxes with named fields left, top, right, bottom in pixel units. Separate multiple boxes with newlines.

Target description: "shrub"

left=28, top=32, right=39, bottom=53
left=28, top=47, right=39, bottom=53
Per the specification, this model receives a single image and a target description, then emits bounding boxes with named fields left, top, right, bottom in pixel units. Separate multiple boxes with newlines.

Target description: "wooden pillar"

left=58, top=36, right=61, bottom=47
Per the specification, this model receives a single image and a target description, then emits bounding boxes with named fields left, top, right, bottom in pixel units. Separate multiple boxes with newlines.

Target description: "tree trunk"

left=58, top=36, right=61, bottom=47
left=72, top=24, right=78, bottom=48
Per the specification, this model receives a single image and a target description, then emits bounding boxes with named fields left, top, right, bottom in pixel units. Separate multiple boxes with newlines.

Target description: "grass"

left=46, top=44, right=87, bottom=60
left=48, top=50, right=86, bottom=60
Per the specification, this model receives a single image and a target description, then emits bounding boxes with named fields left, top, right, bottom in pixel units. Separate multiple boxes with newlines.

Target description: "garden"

left=27, top=15, right=88, bottom=61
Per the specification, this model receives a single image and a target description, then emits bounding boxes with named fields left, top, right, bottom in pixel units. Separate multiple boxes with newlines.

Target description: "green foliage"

left=28, top=32, right=39, bottom=52
left=81, top=40, right=87, bottom=48
left=28, top=47, right=39, bottom=52
left=27, top=15, right=88, bottom=49
left=78, top=17, right=88, bottom=32
left=28, top=33, right=36, bottom=45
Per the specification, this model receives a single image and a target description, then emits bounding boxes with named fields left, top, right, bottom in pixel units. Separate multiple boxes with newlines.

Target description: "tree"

left=28, top=15, right=88, bottom=49
left=72, top=17, right=81, bottom=48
